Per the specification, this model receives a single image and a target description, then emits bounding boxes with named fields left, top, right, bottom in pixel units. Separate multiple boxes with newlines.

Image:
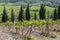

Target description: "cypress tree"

left=18, top=5, right=23, bottom=22
left=25, top=4, right=30, bottom=21
left=39, top=4, right=46, bottom=19
left=2, top=7, right=8, bottom=22
left=58, top=5, right=60, bottom=19
left=53, top=8, right=58, bottom=20
left=34, top=12, right=37, bottom=20
left=11, top=8, right=15, bottom=23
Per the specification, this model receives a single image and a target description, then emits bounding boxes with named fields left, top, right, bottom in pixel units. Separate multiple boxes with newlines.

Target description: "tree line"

left=1, top=4, right=60, bottom=23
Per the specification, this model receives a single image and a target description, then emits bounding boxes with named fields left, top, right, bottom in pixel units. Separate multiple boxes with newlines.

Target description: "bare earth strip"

left=0, top=26, right=60, bottom=40
left=0, top=27, right=15, bottom=40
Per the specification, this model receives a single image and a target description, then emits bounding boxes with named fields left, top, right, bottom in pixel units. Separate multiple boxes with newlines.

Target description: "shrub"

left=5, top=21, right=13, bottom=26
left=40, top=20, right=46, bottom=26
left=49, top=20, right=55, bottom=25
left=57, top=20, right=60, bottom=24
left=27, top=35, right=35, bottom=40
left=0, top=23, right=3, bottom=26
left=33, top=20, right=39, bottom=26
left=14, top=25, right=20, bottom=30
left=14, top=21, right=23, bottom=26
left=23, top=21, right=32, bottom=27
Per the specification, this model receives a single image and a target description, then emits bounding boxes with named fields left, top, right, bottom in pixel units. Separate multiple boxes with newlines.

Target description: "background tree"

left=2, top=7, right=8, bottom=22
left=53, top=8, right=58, bottom=20
left=25, top=4, right=30, bottom=21
left=11, top=8, right=15, bottom=23
left=34, top=12, right=37, bottom=20
left=58, top=5, right=60, bottom=19
left=18, top=5, right=23, bottom=22
left=39, top=4, right=46, bottom=19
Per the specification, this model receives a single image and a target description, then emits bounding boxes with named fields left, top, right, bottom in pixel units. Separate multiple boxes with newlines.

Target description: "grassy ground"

left=0, top=5, right=54, bottom=21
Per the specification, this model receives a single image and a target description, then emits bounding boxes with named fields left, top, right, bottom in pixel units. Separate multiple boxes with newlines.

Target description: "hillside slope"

left=0, top=0, right=60, bottom=7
